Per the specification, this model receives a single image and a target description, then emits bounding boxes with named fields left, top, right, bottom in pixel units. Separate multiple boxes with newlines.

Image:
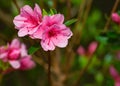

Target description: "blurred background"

left=0, top=0, right=120, bottom=86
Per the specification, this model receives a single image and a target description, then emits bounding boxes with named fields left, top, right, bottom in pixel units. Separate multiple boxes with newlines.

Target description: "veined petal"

left=13, top=15, right=27, bottom=29
left=51, top=35, right=68, bottom=48
left=41, top=38, right=55, bottom=51
left=20, top=5, right=34, bottom=17
left=34, top=4, right=42, bottom=21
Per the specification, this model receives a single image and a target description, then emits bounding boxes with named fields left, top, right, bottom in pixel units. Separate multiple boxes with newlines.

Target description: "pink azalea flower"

left=13, top=4, right=42, bottom=37
left=42, top=14, right=72, bottom=51
left=111, top=13, right=120, bottom=24
left=110, top=66, right=120, bottom=86
left=0, top=39, right=35, bottom=70
left=77, top=41, right=98, bottom=57
left=34, top=14, right=73, bottom=51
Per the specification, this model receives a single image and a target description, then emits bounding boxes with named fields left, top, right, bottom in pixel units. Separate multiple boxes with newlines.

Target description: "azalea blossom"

left=13, top=4, right=42, bottom=37
left=111, top=13, right=120, bottom=24
left=77, top=41, right=98, bottom=57
left=0, top=39, right=35, bottom=70
left=110, top=66, right=120, bottom=86
left=33, top=14, right=73, bottom=51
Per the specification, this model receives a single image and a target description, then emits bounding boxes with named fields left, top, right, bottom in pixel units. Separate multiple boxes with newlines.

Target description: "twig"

left=52, top=0, right=57, bottom=8
left=103, top=0, right=120, bottom=32
left=12, top=0, right=20, bottom=13
left=48, top=51, right=52, bottom=86
left=0, top=9, right=13, bottom=28
left=66, top=0, right=71, bottom=19
left=73, top=56, right=93, bottom=86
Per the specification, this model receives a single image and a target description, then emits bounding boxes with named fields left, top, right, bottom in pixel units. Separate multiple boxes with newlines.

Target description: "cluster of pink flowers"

left=0, top=38, right=35, bottom=71
left=112, top=13, right=120, bottom=24
left=77, top=41, right=98, bottom=57
left=110, top=66, right=120, bottom=86
left=13, top=4, right=73, bottom=51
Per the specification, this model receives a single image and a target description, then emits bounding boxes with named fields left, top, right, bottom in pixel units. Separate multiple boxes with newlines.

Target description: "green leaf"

left=42, top=9, right=48, bottom=16
left=64, top=19, right=77, bottom=26
left=50, top=8, right=57, bottom=15
left=28, top=46, right=40, bottom=55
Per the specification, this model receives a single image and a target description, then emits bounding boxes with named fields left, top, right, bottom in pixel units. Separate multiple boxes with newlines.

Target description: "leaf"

left=64, top=19, right=77, bottom=26
left=28, top=46, right=40, bottom=55
left=42, top=9, right=48, bottom=16
left=50, top=8, right=57, bottom=15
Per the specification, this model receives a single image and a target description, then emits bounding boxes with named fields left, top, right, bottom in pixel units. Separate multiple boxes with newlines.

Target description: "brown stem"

left=12, top=0, right=20, bottom=13
left=72, top=0, right=93, bottom=46
left=52, top=0, right=57, bottom=8
left=66, top=0, right=71, bottom=19
left=103, top=0, right=120, bottom=32
left=48, top=51, right=52, bottom=86
left=0, top=9, right=13, bottom=28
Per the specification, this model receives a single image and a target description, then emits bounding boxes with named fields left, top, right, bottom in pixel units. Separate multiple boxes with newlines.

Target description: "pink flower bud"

left=77, top=46, right=85, bottom=56
left=111, top=13, right=120, bottom=24
left=88, top=41, right=98, bottom=56
left=110, top=66, right=120, bottom=86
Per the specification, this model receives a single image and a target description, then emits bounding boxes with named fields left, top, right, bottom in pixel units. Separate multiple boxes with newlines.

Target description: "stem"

left=48, top=51, right=52, bottom=86
left=12, top=0, right=20, bottom=13
left=66, top=0, right=71, bottom=19
left=52, top=0, right=57, bottom=8
left=103, top=0, right=120, bottom=32
left=73, top=56, right=93, bottom=86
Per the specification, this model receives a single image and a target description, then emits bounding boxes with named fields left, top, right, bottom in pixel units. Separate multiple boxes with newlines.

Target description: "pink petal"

left=20, top=43, right=28, bottom=57
left=51, top=14, right=64, bottom=24
left=32, top=26, right=46, bottom=39
left=0, top=52, right=8, bottom=59
left=20, top=5, right=34, bottom=17
left=9, top=49, right=20, bottom=60
left=28, top=25, right=39, bottom=35
left=34, top=4, right=42, bottom=21
left=20, top=56, right=35, bottom=70
left=41, top=38, right=55, bottom=51
left=115, top=81, right=120, bottom=86
left=10, top=38, right=20, bottom=48
left=9, top=61, right=20, bottom=69
left=18, top=28, right=28, bottom=37
left=51, top=35, right=68, bottom=48
left=59, top=24, right=73, bottom=39
left=13, top=15, right=27, bottom=29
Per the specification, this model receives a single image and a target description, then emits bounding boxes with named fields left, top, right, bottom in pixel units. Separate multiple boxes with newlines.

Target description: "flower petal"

left=9, top=60, right=20, bottom=69
left=18, top=28, right=28, bottom=37
left=51, top=14, right=64, bottom=24
left=41, top=38, right=55, bottom=51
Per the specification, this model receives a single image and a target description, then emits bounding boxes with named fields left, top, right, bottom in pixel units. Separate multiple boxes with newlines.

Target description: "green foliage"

left=28, top=46, right=40, bottom=55
left=42, top=9, right=48, bottom=16
left=64, top=19, right=77, bottom=26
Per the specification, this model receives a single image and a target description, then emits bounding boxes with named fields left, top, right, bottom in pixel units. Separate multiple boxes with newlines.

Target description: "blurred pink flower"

left=111, top=13, right=120, bottom=24
left=34, top=14, right=73, bottom=51
left=110, top=66, right=120, bottom=86
left=13, top=4, right=42, bottom=37
left=0, top=39, right=35, bottom=70
left=77, top=41, right=98, bottom=57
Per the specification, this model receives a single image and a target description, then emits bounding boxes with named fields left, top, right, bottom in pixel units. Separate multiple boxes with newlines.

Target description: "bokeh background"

left=0, top=0, right=120, bottom=86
